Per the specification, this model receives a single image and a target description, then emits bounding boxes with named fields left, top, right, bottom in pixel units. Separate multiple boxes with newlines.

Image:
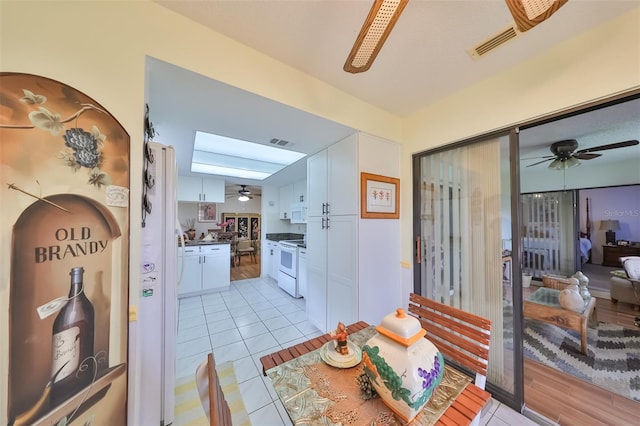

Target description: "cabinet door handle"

left=321, top=217, right=326, bottom=229
left=199, top=256, right=202, bottom=264
left=325, top=203, right=330, bottom=215
left=322, top=203, right=326, bottom=215
left=326, top=217, right=330, bottom=229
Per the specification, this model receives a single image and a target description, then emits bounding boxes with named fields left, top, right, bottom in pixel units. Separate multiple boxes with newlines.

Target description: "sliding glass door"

left=413, top=131, right=522, bottom=409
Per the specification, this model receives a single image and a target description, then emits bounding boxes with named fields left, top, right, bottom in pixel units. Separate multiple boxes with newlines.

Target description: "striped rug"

left=174, top=361, right=251, bottom=425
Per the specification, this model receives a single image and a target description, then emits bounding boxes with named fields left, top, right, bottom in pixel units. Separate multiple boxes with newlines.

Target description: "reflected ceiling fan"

left=525, top=139, right=639, bottom=170
left=343, top=0, right=568, bottom=73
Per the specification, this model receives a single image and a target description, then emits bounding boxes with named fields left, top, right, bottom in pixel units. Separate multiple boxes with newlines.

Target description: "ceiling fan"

left=343, top=0, right=568, bottom=73
left=525, top=139, right=639, bottom=170
left=226, top=185, right=261, bottom=201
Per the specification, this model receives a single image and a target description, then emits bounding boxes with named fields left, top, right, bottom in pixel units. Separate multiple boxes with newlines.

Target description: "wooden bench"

left=195, top=353, right=232, bottom=426
left=408, top=293, right=492, bottom=426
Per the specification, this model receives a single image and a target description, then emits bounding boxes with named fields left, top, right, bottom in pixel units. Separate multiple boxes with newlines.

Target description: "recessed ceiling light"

left=191, top=131, right=306, bottom=180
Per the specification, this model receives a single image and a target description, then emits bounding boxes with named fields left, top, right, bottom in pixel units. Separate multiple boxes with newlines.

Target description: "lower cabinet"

left=268, top=241, right=280, bottom=280
left=178, top=244, right=230, bottom=297
left=306, top=215, right=357, bottom=333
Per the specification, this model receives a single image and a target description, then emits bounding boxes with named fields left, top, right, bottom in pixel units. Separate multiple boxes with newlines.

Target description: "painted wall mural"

left=0, top=73, right=129, bottom=425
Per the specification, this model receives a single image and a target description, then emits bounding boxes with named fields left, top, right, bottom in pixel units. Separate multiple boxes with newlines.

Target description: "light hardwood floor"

left=230, top=254, right=261, bottom=281
left=525, top=359, right=640, bottom=425
left=524, top=295, right=640, bottom=425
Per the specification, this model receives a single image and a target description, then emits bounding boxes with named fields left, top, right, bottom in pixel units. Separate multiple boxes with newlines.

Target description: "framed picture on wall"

left=237, top=216, right=249, bottom=238
left=360, top=172, right=400, bottom=219
left=221, top=213, right=236, bottom=233
left=250, top=216, right=261, bottom=240
left=198, top=203, right=217, bottom=222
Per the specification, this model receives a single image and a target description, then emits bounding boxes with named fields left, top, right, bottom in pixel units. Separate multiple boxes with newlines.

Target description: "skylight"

left=191, top=131, right=306, bottom=180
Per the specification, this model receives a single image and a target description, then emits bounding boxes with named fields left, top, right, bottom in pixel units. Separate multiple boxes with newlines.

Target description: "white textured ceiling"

left=147, top=1, right=639, bottom=187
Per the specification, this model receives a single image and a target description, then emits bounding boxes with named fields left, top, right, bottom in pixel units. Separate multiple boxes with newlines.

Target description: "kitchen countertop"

left=179, top=240, right=231, bottom=247
left=265, top=233, right=304, bottom=242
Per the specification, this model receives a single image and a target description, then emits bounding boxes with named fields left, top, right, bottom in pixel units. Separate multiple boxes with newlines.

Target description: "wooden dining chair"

left=236, top=239, right=256, bottom=264
left=408, top=293, right=492, bottom=426
left=195, top=353, right=232, bottom=426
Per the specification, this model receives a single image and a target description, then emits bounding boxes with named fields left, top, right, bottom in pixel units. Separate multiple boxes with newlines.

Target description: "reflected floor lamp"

left=600, top=220, right=620, bottom=245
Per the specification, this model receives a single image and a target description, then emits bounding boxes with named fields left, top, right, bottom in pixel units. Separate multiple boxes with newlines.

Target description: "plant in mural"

left=1, top=89, right=111, bottom=187
left=1, top=73, right=129, bottom=426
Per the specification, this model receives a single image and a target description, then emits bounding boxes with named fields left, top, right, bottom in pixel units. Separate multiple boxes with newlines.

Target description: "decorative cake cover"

left=362, top=308, right=444, bottom=422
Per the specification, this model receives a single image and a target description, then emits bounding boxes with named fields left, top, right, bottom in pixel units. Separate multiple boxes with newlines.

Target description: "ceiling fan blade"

left=520, top=155, right=555, bottom=161
left=573, top=153, right=601, bottom=160
left=526, top=158, right=554, bottom=167
left=343, top=0, right=409, bottom=73
left=575, top=139, right=639, bottom=154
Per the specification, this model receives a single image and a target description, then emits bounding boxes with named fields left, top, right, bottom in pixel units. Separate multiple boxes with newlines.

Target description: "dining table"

left=260, top=321, right=491, bottom=426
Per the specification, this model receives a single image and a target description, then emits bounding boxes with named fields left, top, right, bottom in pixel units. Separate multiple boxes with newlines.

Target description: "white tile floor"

left=176, top=277, right=539, bottom=425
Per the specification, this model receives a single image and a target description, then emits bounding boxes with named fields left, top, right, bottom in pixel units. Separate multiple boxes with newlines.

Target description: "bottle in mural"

left=50, top=266, right=95, bottom=406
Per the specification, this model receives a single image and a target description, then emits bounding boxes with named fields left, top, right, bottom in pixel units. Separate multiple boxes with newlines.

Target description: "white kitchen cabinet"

left=307, top=150, right=328, bottom=218
left=290, top=179, right=308, bottom=223
left=306, top=216, right=327, bottom=330
left=272, top=242, right=280, bottom=280
left=264, top=240, right=279, bottom=280
left=202, top=245, right=231, bottom=291
left=178, top=244, right=230, bottom=297
left=293, top=179, right=307, bottom=204
left=306, top=215, right=357, bottom=331
left=179, top=249, right=202, bottom=295
left=279, top=184, right=293, bottom=219
left=306, top=132, right=401, bottom=332
left=177, top=175, right=225, bottom=202
left=307, top=135, right=357, bottom=218
left=298, top=247, right=307, bottom=298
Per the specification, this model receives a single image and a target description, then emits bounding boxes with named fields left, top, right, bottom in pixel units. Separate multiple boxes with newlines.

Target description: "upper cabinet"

left=178, top=176, right=225, bottom=202
left=307, top=134, right=358, bottom=218
left=293, top=179, right=307, bottom=204
left=291, top=179, right=307, bottom=223
left=279, top=179, right=308, bottom=222
left=279, top=183, right=293, bottom=219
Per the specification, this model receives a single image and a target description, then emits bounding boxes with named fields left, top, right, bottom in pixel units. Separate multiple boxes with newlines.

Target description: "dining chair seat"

left=236, top=239, right=256, bottom=264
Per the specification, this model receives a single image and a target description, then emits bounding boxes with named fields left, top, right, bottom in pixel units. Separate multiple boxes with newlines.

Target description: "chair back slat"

left=196, top=353, right=232, bottom=426
left=408, top=293, right=492, bottom=383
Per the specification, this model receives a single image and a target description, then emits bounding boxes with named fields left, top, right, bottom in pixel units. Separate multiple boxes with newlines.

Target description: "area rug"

left=504, top=303, right=640, bottom=402
left=524, top=319, right=640, bottom=402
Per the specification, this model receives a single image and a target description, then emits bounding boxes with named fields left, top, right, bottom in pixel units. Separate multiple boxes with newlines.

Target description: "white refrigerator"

left=138, top=142, right=177, bottom=425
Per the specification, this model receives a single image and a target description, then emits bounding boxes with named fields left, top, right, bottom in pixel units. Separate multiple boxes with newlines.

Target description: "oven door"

left=278, top=243, right=298, bottom=278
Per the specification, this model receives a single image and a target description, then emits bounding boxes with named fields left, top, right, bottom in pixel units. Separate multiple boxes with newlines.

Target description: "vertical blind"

left=419, top=139, right=504, bottom=383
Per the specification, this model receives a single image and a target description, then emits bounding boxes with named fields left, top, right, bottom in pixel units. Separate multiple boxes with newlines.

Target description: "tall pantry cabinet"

left=306, top=132, right=401, bottom=333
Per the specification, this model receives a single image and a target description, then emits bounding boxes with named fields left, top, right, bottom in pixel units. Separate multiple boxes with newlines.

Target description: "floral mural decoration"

left=2, top=89, right=111, bottom=187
